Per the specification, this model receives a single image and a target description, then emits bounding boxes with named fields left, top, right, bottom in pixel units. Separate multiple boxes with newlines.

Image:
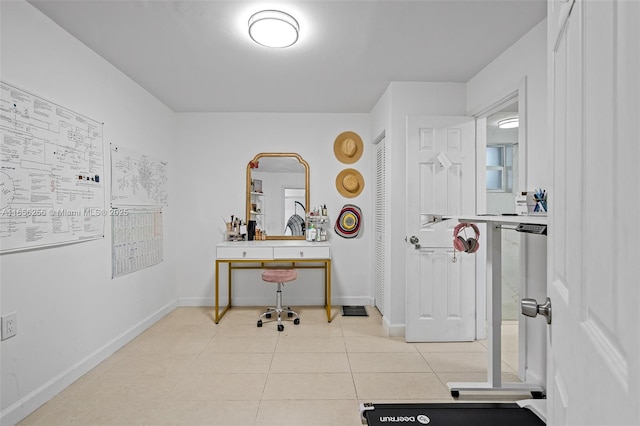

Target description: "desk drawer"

left=217, top=246, right=273, bottom=260
left=274, top=246, right=330, bottom=259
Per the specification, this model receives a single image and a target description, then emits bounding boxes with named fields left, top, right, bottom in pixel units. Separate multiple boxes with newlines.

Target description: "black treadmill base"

left=360, top=402, right=545, bottom=426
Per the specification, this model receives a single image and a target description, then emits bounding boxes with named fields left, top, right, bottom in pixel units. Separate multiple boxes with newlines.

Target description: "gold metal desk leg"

left=227, top=262, right=232, bottom=310
left=215, top=260, right=220, bottom=323
left=326, top=259, right=332, bottom=322
left=214, top=260, right=232, bottom=324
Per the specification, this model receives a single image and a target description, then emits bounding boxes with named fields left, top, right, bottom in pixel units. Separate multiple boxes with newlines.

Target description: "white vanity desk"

left=445, top=215, right=547, bottom=398
left=214, top=240, right=332, bottom=323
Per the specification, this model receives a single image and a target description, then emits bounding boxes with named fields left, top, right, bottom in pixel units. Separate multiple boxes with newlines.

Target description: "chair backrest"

left=285, top=214, right=305, bottom=236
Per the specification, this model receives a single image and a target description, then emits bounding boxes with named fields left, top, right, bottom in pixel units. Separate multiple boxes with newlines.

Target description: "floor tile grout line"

left=17, top=307, right=526, bottom=425
left=256, top=327, right=280, bottom=426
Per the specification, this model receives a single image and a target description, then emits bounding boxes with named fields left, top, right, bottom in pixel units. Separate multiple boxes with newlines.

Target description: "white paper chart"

left=0, top=81, right=105, bottom=253
left=111, top=145, right=168, bottom=206
left=111, top=208, right=163, bottom=278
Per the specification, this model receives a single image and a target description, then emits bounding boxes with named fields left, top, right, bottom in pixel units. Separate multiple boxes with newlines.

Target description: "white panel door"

left=405, top=116, right=476, bottom=342
left=547, top=0, right=640, bottom=424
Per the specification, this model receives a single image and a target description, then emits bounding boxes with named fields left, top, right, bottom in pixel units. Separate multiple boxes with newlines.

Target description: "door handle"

left=408, top=235, right=421, bottom=249
left=521, top=297, right=552, bottom=324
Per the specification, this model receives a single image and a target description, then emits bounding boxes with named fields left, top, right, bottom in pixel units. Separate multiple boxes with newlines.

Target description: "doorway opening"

left=486, top=101, right=521, bottom=379
left=486, top=100, right=521, bottom=324
left=474, top=82, right=527, bottom=382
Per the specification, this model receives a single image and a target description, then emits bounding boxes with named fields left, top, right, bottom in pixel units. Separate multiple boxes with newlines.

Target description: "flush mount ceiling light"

left=497, top=117, right=519, bottom=129
left=248, top=10, right=299, bottom=48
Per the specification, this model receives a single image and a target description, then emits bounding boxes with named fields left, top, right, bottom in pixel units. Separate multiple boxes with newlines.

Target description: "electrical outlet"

left=1, top=312, right=17, bottom=340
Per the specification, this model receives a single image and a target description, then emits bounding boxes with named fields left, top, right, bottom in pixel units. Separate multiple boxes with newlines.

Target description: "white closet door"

left=374, top=136, right=387, bottom=315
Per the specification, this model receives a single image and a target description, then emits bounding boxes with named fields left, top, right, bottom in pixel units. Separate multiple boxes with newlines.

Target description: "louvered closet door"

left=374, top=137, right=386, bottom=315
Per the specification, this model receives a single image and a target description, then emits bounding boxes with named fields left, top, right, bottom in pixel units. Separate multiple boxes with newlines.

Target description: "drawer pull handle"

left=242, top=251, right=246, bottom=257
left=300, top=251, right=304, bottom=257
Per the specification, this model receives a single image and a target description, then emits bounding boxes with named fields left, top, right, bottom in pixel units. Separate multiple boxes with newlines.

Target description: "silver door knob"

left=409, top=235, right=420, bottom=249
left=521, top=297, right=552, bottom=324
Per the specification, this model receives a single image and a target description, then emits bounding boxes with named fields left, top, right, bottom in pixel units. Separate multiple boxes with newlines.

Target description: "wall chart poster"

left=0, top=81, right=105, bottom=253
left=111, top=207, right=163, bottom=278
left=111, top=144, right=168, bottom=206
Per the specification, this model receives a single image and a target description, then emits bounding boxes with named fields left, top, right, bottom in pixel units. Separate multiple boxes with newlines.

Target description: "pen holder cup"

left=528, top=197, right=547, bottom=214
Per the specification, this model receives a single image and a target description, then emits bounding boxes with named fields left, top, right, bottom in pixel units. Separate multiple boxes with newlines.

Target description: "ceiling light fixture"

left=248, top=10, right=299, bottom=48
left=497, top=117, right=519, bottom=129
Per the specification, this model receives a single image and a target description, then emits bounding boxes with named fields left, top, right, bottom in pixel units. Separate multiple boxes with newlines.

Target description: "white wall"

left=467, top=20, right=549, bottom=193
left=466, top=19, right=548, bottom=387
left=0, top=3, right=177, bottom=424
left=173, top=113, right=372, bottom=308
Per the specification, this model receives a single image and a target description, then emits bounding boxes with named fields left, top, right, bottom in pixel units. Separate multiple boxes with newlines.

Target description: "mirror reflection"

left=246, top=153, right=309, bottom=240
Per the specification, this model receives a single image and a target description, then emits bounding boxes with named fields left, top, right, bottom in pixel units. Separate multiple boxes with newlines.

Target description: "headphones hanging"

left=453, top=222, right=480, bottom=262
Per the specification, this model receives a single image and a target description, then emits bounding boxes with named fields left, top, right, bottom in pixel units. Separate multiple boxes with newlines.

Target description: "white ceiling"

left=28, top=0, right=547, bottom=114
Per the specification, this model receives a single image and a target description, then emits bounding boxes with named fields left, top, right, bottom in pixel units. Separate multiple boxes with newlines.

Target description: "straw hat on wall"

left=333, top=131, right=363, bottom=164
left=335, top=168, right=364, bottom=198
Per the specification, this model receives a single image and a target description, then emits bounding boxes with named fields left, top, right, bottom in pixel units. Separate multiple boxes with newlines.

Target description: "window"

left=486, top=145, right=514, bottom=192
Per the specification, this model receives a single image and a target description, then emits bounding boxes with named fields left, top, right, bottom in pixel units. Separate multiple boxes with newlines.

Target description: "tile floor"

left=19, top=306, right=528, bottom=426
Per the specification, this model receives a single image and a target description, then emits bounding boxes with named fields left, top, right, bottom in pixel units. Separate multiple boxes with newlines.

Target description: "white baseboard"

left=0, top=301, right=177, bottom=426
left=382, top=315, right=406, bottom=337
left=178, top=297, right=213, bottom=306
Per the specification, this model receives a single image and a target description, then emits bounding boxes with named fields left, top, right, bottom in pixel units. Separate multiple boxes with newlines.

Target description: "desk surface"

left=216, top=240, right=331, bottom=249
left=445, top=214, right=548, bottom=225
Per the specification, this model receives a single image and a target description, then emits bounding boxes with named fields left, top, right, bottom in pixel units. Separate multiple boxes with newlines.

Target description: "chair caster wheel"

left=278, top=324, right=284, bottom=332
left=294, top=318, right=300, bottom=325
left=287, top=312, right=293, bottom=317
left=257, top=320, right=262, bottom=327
left=266, top=313, right=271, bottom=318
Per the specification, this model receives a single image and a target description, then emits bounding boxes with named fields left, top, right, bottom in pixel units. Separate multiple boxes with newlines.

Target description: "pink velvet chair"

left=257, top=269, right=300, bottom=331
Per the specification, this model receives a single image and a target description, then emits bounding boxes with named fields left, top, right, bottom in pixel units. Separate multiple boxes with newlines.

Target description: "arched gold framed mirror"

left=246, top=153, right=310, bottom=240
